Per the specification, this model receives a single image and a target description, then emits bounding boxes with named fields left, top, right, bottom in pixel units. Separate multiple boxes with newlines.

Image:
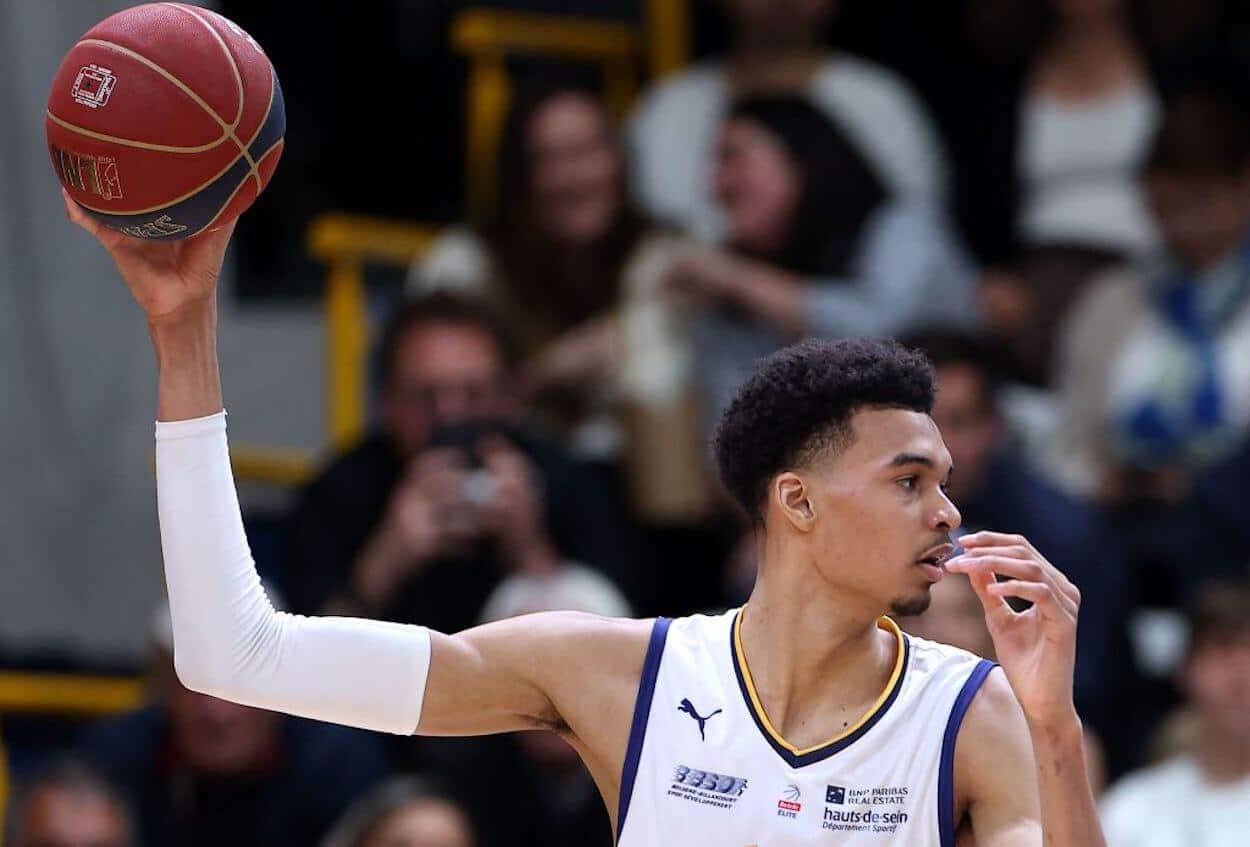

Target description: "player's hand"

left=944, top=531, right=1081, bottom=730
left=63, top=188, right=234, bottom=322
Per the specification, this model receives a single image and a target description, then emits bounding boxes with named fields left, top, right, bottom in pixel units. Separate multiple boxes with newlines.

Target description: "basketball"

left=45, top=3, right=284, bottom=241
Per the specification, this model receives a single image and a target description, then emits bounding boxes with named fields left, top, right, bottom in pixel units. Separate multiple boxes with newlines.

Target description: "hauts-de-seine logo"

left=776, top=784, right=802, bottom=818
left=667, top=765, right=747, bottom=811
left=823, top=784, right=912, bottom=835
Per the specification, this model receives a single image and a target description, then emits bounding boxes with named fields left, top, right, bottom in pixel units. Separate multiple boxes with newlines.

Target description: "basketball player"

left=65, top=195, right=1105, bottom=846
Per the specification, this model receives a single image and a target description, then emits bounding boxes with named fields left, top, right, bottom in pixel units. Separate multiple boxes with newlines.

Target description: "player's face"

left=526, top=93, right=622, bottom=246
left=383, top=323, right=511, bottom=457
left=715, top=118, right=801, bottom=256
left=804, top=408, right=960, bottom=616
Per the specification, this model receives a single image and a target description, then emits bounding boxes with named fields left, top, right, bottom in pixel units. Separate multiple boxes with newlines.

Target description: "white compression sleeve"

left=155, top=411, right=430, bottom=735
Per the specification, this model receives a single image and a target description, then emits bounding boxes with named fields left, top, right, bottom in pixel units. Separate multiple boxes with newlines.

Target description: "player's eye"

left=897, top=476, right=917, bottom=491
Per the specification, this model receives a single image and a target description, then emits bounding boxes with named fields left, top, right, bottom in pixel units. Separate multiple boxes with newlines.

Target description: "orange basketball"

left=45, top=3, right=284, bottom=240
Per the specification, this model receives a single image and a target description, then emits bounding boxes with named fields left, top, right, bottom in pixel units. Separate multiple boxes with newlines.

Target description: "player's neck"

left=740, top=556, right=896, bottom=745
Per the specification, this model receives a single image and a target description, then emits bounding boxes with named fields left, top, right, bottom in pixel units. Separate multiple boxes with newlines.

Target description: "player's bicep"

left=416, top=611, right=648, bottom=738
left=957, top=669, right=1044, bottom=847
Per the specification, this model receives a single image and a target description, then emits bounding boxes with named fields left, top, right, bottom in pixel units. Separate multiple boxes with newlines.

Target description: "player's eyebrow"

left=889, top=453, right=955, bottom=482
left=888, top=452, right=936, bottom=469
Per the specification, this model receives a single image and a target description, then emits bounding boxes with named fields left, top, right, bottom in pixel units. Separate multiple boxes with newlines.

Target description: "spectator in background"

left=1017, top=0, right=1160, bottom=255
left=79, top=597, right=392, bottom=847
left=979, top=243, right=1125, bottom=386
left=6, top=758, right=133, bottom=847
left=669, top=96, right=972, bottom=424
left=628, top=0, right=946, bottom=240
left=410, top=83, right=711, bottom=525
left=1052, top=75, right=1250, bottom=504
left=323, top=777, right=476, bottom=847
left=1101, top=580, right=1250, bottom=845
left=905, top=329, right=1132, bottom=743
left=283, top=293, right=637, bottom=632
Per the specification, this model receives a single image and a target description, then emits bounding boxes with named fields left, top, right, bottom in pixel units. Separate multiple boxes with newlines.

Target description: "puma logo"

left=678, top=698, right=722, bottom=741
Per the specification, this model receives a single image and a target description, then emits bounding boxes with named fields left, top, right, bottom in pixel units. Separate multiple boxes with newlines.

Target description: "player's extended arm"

left=65, top=196, right=620, bottom=738
left=947, top=532, right=1106, bottom=847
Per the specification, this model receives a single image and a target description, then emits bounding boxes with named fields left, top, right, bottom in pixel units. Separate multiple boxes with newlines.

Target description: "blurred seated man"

left=79, top=598, right=392, bottom=847
left=1101, top=580, right=1250, bottom=845
left=282, top=293, right=636, bottom=631
left=323, top=777, right=476, bottom=847
left=628, top=0, right=946, bottom=240
left=7, top=758, right=133, bottom=847
left=905, top=329, right=1133, bottom=739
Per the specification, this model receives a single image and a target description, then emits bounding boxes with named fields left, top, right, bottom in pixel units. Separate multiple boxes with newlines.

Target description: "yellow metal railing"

left=308, top=215, right=442, bottom=450
left=646, top=0, right=689, bottom=78
left=0, top=672, right=145, bottom=716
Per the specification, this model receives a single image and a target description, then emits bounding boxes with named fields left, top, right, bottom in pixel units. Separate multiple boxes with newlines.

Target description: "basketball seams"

left=169, top=4, right=264, bottom=192
left=49, top=5, right=282, bottom=235
left=161, top=4, right=245, bottom=128
left=76, top=38, right=241, bottom=136
left=68, top=89, right=283, bottom=218
left=45, top=108, right=226, bottom=154
left=190, top=137, right=283, bottom=238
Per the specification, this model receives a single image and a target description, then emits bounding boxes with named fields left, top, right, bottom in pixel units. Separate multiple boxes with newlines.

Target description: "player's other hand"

left=63, top=188, right=234, bottom=322
left=945, top=532, right=1082, bottom=731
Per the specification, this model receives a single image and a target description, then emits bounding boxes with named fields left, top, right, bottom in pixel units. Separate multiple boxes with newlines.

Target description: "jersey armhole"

left=937, top=658, right=997, bottom=847
left=616, top=616, right=672, bottom=842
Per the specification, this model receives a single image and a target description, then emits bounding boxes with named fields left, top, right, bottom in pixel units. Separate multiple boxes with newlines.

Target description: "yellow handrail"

left=308, top=215, right=442, bottom=449
left=646, top=0, right=689, bottom=77
left=0, top=672, right=144, bottom=716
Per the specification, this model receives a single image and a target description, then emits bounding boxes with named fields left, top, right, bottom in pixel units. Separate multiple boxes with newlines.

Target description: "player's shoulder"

left=519, top=610, right=657, bottom=677
left=903, top=632, right=990, bottom=682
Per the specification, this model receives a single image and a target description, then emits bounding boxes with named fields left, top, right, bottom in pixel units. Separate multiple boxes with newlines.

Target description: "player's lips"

left=915, top=543, right=954, bottom=583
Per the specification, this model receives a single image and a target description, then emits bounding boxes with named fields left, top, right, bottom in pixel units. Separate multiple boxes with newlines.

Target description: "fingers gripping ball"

left=46, top=3, right=284, bottom=241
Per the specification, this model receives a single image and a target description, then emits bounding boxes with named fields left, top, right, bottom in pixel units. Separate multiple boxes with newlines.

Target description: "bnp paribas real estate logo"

left=826, top=785, right=846, bottom=805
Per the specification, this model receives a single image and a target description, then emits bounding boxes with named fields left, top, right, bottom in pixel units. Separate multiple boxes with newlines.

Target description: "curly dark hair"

left=712, top=338, right=936, bottom=524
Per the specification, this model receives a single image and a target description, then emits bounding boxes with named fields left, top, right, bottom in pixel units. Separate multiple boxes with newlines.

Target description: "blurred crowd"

left=9, top=0, right=1250, bottom=844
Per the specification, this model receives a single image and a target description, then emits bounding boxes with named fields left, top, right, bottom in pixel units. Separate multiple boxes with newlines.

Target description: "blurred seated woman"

left=409, top=82, right=708, bottom=523
left=664, top=95, right=975, bottom=423
left=323, top=777, right=475, bottom=847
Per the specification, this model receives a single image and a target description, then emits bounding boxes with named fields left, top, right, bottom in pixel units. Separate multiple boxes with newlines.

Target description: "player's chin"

left=888, top=588, right=932, bottom=618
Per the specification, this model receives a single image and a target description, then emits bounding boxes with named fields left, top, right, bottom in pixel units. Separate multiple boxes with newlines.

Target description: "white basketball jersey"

left=615, top=608, right=995, bottom=846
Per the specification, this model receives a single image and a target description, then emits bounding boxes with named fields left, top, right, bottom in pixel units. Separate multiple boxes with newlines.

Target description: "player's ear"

left=774, top=472, right=816, bottom=531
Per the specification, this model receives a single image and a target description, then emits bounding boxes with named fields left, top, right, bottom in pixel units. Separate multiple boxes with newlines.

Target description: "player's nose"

left=931, top=490, right=961, bottom=532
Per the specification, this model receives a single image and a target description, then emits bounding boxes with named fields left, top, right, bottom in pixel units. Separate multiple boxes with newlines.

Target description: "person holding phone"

left=281, top=292, right=636, bottom=635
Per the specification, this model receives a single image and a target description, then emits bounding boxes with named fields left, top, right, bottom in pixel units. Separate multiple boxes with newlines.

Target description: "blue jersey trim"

left=616, top=616, right=671, bottom=842
left=938, top=659, right=997, bottom=847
